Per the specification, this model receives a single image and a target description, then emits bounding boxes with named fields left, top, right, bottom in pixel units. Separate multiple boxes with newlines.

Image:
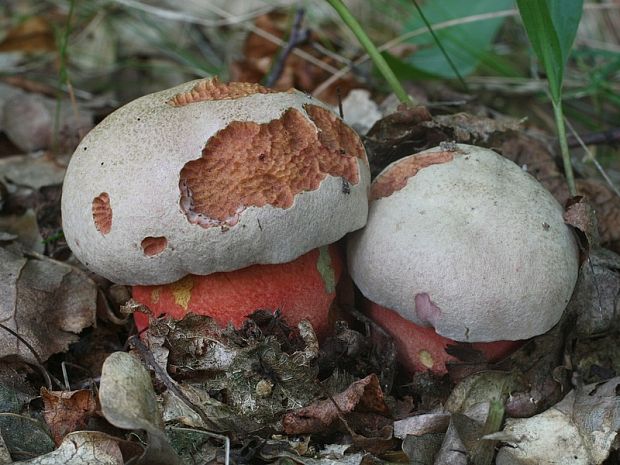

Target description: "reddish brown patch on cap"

left=141, top=236, right=167, bottom=256
left=179, top=107, right=364, bottom=228
left=371, top=151, right=453, bottom=200
left=92, top=193, right=112, bottom=235
left=168, top=77, right=276, bottom=106
left=304, top=104, right=366, bottom=161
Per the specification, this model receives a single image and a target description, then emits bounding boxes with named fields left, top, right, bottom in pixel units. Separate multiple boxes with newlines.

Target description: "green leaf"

left=548, top=0, right=583, bottom=64
left=401, top=0, right=513, bottom=78
left=516, top=0, right=583, bottom=102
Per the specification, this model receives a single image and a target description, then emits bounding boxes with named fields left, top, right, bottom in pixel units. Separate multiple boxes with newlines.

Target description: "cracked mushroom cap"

left=348, top=144, right=579, bottom=342
left=62, top=78, right=370, bottom=285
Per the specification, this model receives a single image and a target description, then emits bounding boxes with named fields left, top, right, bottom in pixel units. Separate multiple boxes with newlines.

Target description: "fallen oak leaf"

left=281, top=374, right=390, bottom=435
left=491, top=377, right=620, bottom=465
left=16, top=431, right=138, bottom=465
left=393, top=413, right=451, bottom=439
left=0, top=245, right=96, bottom=363
left=99, top=351, right=181, bottom=465
left=41, top=387, right=98, bottom=446
left=567, top=246, right=620, bottom=336
left=564, top=195, right=599, bottom=256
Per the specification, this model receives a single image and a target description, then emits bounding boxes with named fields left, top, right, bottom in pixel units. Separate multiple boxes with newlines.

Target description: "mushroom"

left=62, top=77, right=370, bottom=334
left=347, top=144, right=579, bottom=374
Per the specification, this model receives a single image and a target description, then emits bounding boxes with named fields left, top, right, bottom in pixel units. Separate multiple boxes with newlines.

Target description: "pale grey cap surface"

left=348, top=144, right=579, bottom=342
left=62, top=79, right=370, bottom=285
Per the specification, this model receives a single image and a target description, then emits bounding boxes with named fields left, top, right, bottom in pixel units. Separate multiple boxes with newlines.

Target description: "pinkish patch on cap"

left=92, top=192, right=112, bottom=235
left=141, top=236, right=167, bottom=256
left=179, top=107, right=364, bottom=228
left=168, top=77, right=277, bottom=106
left=371, top=151, right=453, bottom=200
left=414, top=292, right=442, bottom=326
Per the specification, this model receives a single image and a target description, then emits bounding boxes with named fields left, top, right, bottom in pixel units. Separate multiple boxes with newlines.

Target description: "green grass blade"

left=516, top=1, right=562, bottom=101
left=549, top=0, right=583, bottom=63
left=326, top=0, right=413, bottom=104
left=516, top=0, right=583, bottom=103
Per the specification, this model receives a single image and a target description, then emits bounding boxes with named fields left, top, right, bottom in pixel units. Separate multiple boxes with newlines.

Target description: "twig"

left=113, top=0, right=340, bottom=75
left=0, top=323, right=56, bottom=391
left=563, top=119, right=620, bottom=198
left=567, top=127, right=620, bottom=148
left=265, top=8, right=306, bottom=88
left=61, top=361, right=94, bottom=391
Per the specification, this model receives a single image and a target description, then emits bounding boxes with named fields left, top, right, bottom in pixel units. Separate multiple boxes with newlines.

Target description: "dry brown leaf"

left=576, top=179, right=620, bottom=253
left=568, top=246, right=620, bottom=336
left=41, top=388, right=98, bottom=446
left=149, top=313, right=321, bottom=427
left=393, top=413, right=451, bottom=439
left=281, top=374, right=390, bottom=435
left=1, top=92, right=93, bottom=154
left=230, top=12, right=360, bottom=104
left=0, top=17, right=55, bottom=53
left=0, top=245, right=97, bottom=363
left=493, top=377, right=620, bottom=465
left=0, top=154, right=67, bottom=190
left=17, top=431, right=128, bottom=465
left=564, top=195, right=599, bottom=254
left=99, top=352, right=181, bottom=465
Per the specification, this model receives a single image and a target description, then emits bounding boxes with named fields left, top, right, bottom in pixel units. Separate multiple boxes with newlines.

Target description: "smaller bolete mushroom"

left=348, top=144, right=579, bottom=374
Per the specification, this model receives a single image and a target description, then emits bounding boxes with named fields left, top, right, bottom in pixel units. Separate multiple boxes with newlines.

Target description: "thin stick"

left=568, top=127, right=620, bottom=148
left=113, top=0, right=340, bottom=75
left=128, top=335, right=231, bottom=465
left=0, top=323, right=55, bottom=391
left=265, top=8, right=306, bottom=87
left=564, top=119, right=620, bottom=198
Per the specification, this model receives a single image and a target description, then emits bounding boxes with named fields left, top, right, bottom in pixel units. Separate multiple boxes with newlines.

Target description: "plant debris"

left=0, top=244, right=96, bottom=363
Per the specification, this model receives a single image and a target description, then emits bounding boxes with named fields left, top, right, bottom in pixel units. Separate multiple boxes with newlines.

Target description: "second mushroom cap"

left=348, top=144, right=579, bottom=343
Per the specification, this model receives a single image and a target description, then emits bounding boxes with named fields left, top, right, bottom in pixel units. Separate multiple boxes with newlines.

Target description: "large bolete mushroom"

left=348, top=144, right=579, bottom=374
left=62, top=78, right=370, bottom=335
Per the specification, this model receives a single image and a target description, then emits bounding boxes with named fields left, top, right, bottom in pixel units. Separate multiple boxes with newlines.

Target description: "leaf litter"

left=1, top=2, right=620, bottom=464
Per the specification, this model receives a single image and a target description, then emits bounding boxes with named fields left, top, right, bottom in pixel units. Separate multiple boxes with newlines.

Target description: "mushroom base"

left=368, top=302, right=523, bottom=375
left=132, top=245, right=343, bottom=338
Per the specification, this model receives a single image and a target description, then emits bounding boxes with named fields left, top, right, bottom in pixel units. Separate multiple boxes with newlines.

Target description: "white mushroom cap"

left=62, top=78, right=370, bottom=285
left=347, top=144, right=578, bottom=342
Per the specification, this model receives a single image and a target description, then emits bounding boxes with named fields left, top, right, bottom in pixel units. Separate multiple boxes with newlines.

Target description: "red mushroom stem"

left=368, top=302, right=523, bottom=374
left=133, top=245, right=344, bottom=338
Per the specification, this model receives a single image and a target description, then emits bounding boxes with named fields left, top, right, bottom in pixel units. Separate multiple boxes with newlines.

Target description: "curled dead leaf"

left=0, top=245, right=96, bottom=363
left=281, top=374, right=390, bottom=435
left=41, top=388, right=98, bottom=446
